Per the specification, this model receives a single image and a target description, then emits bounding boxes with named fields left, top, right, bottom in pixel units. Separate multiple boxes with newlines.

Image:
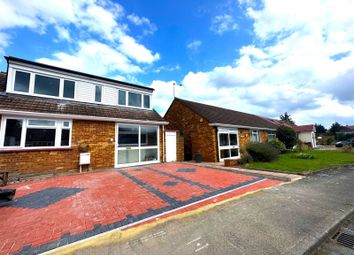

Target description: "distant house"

left=293, top=124, right=317, bottom=148
left=164, top=98, right=277, bottom=162
left=337, top=125, right=354, bottom=135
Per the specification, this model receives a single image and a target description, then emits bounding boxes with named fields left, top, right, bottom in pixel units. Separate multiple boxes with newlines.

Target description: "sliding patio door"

left=116, top=124, right=159, bottom=167
left=217, top=128, right=240, bottom=161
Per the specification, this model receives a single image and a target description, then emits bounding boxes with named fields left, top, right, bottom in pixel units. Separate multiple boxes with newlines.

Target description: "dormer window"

left=95, top=85, right=102, bottom=102
left=118, top=90, right=126, bottom=105
left=128, top=92, right=142, bottom=107
left=34, top=74, right=60, bottom=97
left=63, top=80, right=75, bottom=99
left=14, top=71, right=30, bottom=92
left=143, top=95, right=150, bottom=109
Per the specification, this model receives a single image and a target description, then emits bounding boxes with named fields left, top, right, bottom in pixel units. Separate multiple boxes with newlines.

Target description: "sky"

left=0, top=0, right=354, bottom=128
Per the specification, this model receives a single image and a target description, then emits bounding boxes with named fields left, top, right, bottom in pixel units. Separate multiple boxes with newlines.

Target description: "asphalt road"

left=68, top=167, right=354, bottom=255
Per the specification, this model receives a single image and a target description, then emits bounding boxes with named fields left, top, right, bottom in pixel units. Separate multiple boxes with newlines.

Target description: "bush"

left=326, top=137, right=334, bottom=145
left=292, top=153, right=315, bottom=159
left=238, top=154, right=254, bottom=165
left=342, top=144, right=352, bottom=153
left=246, top=142, right=280, bottom=162
left=294, top=139, right=308, bottom=152
left=269, top=139, right=287, bottom=153
left=276, top=125, right=297, bottom=149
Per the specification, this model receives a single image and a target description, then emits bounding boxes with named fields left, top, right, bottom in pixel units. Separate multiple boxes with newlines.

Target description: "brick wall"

left=260, top=130, right=269, bottom=143
left=176, top=131, right=184, bottom=161
left=239, top=128, right=251, bottom=149
left=164, top=100, right=218, bottom=162
left=0, top=119, right=115, bottom=175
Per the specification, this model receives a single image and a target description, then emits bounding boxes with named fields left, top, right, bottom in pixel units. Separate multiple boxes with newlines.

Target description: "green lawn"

left=243, top=150, right=354, bottom=174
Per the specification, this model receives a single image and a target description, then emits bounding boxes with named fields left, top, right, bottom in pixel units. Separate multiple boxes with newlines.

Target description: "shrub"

left=238, top=154, right=254, bottom=165
left=292, top=153, right=315, bottom=159
left=276, top=125, right=297, bottom=149
left=269, top=139, right=287, bottom=153
left=326, top=137, right=334, bottom=145
left=246, top=142, right=280, bottom=162
left=294, top=139, right=308, bottom=152
left=342, top=144, right=352, bottom=153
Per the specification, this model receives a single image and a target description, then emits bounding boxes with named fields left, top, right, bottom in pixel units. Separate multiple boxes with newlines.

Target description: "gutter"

left=0, top=109, right=169, bottom=125
left=209, top=123, right=276, bottom=131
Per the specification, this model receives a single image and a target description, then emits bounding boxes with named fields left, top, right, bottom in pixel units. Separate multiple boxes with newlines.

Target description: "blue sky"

left=1, top=0, right=354, bottom=127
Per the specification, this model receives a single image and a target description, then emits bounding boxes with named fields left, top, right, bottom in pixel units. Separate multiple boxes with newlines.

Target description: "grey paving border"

left=12, top=170, right=267, bottom=255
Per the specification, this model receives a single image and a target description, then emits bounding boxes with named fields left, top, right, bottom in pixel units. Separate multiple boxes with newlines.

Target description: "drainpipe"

left=162, top=125, right=165, bottom=163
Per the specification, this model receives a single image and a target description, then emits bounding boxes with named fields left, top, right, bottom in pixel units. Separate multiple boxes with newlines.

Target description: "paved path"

left=0, top=163, right=281, bottom=255
left=69, top=167, right=354, bottom=255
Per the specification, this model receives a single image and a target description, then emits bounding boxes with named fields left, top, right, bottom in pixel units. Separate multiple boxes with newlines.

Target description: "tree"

left=276, top=125, right=297, bottom=149
left=329, top=122, right=342, bottom=135
left=315, top=124, right=326, bottom=134
left=280, top=112, right=295, bottom=125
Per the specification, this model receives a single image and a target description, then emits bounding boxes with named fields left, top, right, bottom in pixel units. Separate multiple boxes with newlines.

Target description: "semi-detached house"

left=0, top=56, right=168, bottom=176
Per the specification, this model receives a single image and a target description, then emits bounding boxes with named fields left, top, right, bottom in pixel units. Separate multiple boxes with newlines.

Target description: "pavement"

left=59, top=166, right=354, bottom=255
left=315, top=213, right=354, bottom=254
left=0, top=163, right=282, bottom=255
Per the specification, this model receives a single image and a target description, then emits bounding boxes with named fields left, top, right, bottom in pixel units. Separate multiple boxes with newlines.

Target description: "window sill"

left=0, top=147, right=73, bottom=153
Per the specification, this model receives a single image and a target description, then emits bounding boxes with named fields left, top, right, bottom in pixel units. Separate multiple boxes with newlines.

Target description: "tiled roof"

left=174, top=98, right=277, bottom=130
left=339, top=125, right=354, bottom=132
left=293, top=124, right=314, bottom=132
left=0, top=73, right=165, bottom=123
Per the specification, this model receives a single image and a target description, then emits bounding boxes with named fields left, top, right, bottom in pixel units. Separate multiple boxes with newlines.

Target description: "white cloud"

left=0, top=32, right=10, bottom=54
left=0, top=0, right=159, bottom=75
left=153, top=64, right=180, bottom=73
left=118, top=35, right=160, bottom=64
left=150, top=0, right=354, bottom=126
left=37, top=40, right=142, bottom=75
left=210, top=14, right=238, bottom=35
left=127, top=13, right=157, bottom=35
left=55, top=26, right=71, bottom=42
left=187, top=40, right=202, bottom=51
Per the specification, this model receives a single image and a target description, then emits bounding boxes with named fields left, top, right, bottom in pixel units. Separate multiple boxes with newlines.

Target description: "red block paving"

left=0, top=163, right=283, bottom=255
left=150, top=163, right=255, bottom=189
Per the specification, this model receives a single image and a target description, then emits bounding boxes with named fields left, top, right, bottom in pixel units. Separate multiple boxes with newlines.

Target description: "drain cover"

left=332, top=232, right=354, bottom=249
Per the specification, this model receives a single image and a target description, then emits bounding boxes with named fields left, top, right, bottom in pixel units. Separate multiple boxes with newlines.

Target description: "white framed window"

left=128, top=92, right=142, bottom=107
left=118, top=90, right=126, bottom=105
left=0, top=116, right=72, bottom=150
left=143, top=94, right=150, bottom=109
left=95, top=85, right=102, bottom=102
left=116, top=124, right=159, bottom=167
left=251, top=130, right=260, bottom=142
left=13, top=70, right=76, bottom=100
left=268, top=131, right=276, bottom=142
left=217, top=128, right=240, bottom=161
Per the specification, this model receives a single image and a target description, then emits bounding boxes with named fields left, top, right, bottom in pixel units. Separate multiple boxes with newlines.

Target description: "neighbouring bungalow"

left=0, top=56, right=168, bottom=177
left=264, top=118, right=317, bottom=148
left=164, top=98, right=278, bottom=162
left=337, top=125, right=354, bottom=135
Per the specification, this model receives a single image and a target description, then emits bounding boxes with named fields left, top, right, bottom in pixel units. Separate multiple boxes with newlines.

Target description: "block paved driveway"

left=0, top=163, right=282, bottom=255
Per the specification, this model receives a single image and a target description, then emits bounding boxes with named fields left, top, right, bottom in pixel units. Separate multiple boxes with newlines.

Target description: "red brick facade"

left=164, top=100, right=218, bottom=162
left=165, top=100, right=274, bottom=163
left=0, top=117, right=164, bottom=176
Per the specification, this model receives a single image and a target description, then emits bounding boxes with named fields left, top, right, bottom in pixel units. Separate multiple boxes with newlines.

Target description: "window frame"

left=128, top=91, right=142, bottom=108
left=115, top=124, right=159, bottom=167
left=217, top=128, right=240, bottom=162
left=268, top=131, right=276, bottom=142
left=250, top=129, right=260, bottom=142
left=0, top=116, right=72, bottom=150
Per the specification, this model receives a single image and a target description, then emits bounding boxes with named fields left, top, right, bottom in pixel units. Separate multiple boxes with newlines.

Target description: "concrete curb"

left=183, top=161, right=302, bottom=182
left=307, top=207, right=354, bottom=255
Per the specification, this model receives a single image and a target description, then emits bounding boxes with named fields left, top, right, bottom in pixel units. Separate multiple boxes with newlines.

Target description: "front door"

left=166, top=131, right=177, bottom=162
